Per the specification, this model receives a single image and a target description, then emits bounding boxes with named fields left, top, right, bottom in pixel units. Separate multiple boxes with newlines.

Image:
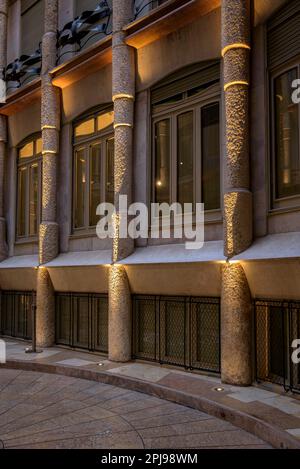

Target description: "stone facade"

left=0, top=0, right=297, bottom=387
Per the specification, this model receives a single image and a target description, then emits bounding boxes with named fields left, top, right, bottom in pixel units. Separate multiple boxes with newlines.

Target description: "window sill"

left=15, top=237, right=38, bottom=245
left=70, top=229, right=98, bottom=240
left=268, top=205, right=300, bottom=216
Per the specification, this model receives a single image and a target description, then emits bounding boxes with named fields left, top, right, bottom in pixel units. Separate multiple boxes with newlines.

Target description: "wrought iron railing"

left=133, top=0, right=169, bottom=20
left=0, top=291, right=35, bottom=340
left=55, top=292, right=108, bottom=354
left=57, top=1, right=112, bottom=63
left=132, top=295, right=220, bottom=373
left=255, top=299, right=300, bottom=394
left=2, top=47, right=42, bottom=92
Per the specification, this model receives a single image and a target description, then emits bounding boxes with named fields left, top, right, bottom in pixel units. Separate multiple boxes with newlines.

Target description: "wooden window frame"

left=72, top=108, right=114, bottom=233
left=16, top=134, right=42, bottom=242
left=152, top=83, right=222, bottom=221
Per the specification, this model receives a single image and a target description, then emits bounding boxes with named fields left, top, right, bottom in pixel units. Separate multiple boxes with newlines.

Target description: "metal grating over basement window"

left=132, top=295, right=220, bottom=374
left=0, top=291, right=34, bottom=340
left=254, top=299, right=300, bottom=394
left=55, top=292, right=108, bottom=354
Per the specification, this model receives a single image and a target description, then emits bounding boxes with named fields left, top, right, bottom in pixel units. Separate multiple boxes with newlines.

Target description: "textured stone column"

left=221, top=263, right=252, bottom=385
left=108, top=0, right=135, bottom=362
left=0, top=0, right=8, bottom=261
left=37, top=0, right=60, bottom=347
left=222, top=0, right=252, bottom=258
left=221, top=1, right=253, bottom=385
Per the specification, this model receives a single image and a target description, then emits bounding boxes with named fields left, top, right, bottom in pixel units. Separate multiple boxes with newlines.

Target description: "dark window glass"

left=202, top=102, right=220, bottom=210
left=106, top=138, right=114, bottom=205
left=274, top=69, right=300, bottom=199
left=75, top=148, right=86, bottom=228
left=177, top=111, right=193, bottom=205
left=155, top=119, right=170, bottom=204
left=29, top=164, right=39, bottom=236
left=17, top=168, right=27, bottom=237
left=21, top=0, right=44, bottom=56
left=89, top=144, right=101, bottom=226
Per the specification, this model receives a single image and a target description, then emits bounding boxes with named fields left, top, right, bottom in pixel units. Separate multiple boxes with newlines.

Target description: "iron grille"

left=0, top=291, right=34, bottom=340
left=55, top=292, right=108, bottom=354
left=133, top=295, right=220, bottom=373
left=255, top=299, right=300, bottom=394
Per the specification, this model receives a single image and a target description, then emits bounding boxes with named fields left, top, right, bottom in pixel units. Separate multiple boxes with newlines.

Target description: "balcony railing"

left=57, top=1, right=112, bottom=64
left=133, top=0, right=169, bottom=20
left=3, top=46, right=42, bottom=92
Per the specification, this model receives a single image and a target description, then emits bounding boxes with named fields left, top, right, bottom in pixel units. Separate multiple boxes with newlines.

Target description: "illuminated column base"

left=108, top=264, right=131, bottom=362
left=36, top=268, right=55, bottom=348
left=224, top=190, right=252, bottom=258
left=221, top=262, right=252, bottom=386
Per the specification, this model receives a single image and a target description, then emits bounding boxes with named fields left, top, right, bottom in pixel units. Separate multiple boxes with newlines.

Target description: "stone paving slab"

left=1, top=338, right=300, bottom=449
left=0, top=369, right=270, bottom=449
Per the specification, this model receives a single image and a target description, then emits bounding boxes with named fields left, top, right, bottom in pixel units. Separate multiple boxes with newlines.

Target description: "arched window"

left=152, top=61, right=221, bottom=211
left=73, top=107, right=114, bottom=230
left=17, top=134, right=42, bottom=238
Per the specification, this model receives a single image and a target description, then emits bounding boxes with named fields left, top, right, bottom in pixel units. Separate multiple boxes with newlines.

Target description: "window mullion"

left=196, top=106, right=203, bottom=203
left=171, top=115, right=177, bottom=205
left=25, top=165, right=30, bottom=237
left=101, top=139, right=106, bottom=205
left=85, top=145, right=90, bottom=229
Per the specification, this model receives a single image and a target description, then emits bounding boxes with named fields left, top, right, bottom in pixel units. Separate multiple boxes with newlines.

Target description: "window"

left=152, top=63, right=221, bottom=212
left=272, top=67, right=300, bottom=204
left=73, top=108, right=114, bottom=230
left=21, top=0, right=44, bottom=56
left=17, top=135, right=42, bottom=239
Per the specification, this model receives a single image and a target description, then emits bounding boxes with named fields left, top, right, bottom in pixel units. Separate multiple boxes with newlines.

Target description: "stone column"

left=0, top=0, right=8, bottom=261
left=108, top=0, right=135, bottom=362
left=221, top=0, right=253, bottom=385
left=36, top=0, right=60, bottom=347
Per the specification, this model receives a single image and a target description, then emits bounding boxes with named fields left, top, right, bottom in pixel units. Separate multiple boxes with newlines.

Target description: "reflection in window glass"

left=75, top=119, right=95, bottom=138
left=75, top=149, right=86, bottom=228
left=177, top=111, right=193, bottom=205
left=97, top=111, right=114, bottom=131
left=202, top=102, right=220, bottom=210
left=106, top=138, right=114, bottom=205
left=275, top=69, right=300, bottom=199
left=29, top=164, right=38, bottom=236
left=89, top=144, right=101, bottom=226
left=36, top=138, right=42, bottom=154
left=17, top=168, right=27, bottom=237
left=19, top=142, right=34, bottom=159
left=155, top=120, right=170, bottom=204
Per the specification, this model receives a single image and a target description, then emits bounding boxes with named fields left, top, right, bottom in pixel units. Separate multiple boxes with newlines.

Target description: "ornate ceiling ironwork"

left=2, top=46, right=42, bottom=91
left=57, top=1, right=112, bottom=62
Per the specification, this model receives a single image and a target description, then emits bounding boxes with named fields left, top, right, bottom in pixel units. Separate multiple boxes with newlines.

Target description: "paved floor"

left=2, top=339, right=300, bottom=447
left=0, top=369, right=271, bottom=449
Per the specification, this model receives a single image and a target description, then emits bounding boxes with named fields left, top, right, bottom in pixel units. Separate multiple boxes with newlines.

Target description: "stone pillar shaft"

left=40, top=0, right=60, bottom=265
left=0, top=1, right=8, bottom=261
left=108, top=1, right=135, bottom=362
left=37, top=0, right=60, bottom=347
left=221, top=0, right=253, bottom=386
left=221, top=263, right=252, bottom=385
left=222, top=0, right=252, bottom=258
